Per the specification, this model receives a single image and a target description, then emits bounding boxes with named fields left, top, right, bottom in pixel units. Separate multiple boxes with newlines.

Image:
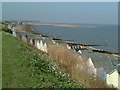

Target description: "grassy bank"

left=2, top=32, right=82, bottom=88
left=0, top=24, right=2, bottom=30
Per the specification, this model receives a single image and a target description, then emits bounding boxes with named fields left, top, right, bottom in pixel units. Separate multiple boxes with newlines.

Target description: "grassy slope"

left=2, top=32, right=82, bottom=88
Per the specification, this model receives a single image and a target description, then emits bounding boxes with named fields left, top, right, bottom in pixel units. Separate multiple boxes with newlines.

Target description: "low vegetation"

left=48, top=44, right=109, bottom=88
left=2, top=32, right=83, bottom=88
left=1, top=24, right=12, bottom=33
left=2, top=28, right=12, bottom=34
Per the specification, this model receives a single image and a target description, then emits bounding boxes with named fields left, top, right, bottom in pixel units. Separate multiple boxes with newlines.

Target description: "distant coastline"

left=32, top=23, right=118, bottom=53
left=23, top=21, right=98, bottom=28
left=52, top=24, right=80, bottom=28
left=23, top=22, right=80, bottom=28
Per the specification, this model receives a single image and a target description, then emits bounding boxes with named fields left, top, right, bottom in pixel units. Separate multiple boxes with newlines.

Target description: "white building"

left=36, top=37, right=53, bottom=53
left=85, top=58, right=97, bottom=76
left=106, top=69, right=119, bottom=88
left=11, top=27, right=17, bottom=37
left=81, top=50, right=119, bottom=88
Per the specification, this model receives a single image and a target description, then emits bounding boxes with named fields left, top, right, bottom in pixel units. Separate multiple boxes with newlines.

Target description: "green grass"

left=2, top=32, right=82, bottom=88
left=0, top=24, right=2, bottom=29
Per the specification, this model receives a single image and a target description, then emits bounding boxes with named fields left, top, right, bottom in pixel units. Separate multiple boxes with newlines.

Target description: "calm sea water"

left=32, top=24, right=118, bottom=53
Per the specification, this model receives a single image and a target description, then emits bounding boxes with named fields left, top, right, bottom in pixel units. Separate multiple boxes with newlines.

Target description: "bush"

left=2, top=28, right=12, bottom=34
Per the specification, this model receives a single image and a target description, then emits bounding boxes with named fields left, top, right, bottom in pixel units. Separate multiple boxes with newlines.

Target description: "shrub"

left=2, top=28, right=12, bottom=34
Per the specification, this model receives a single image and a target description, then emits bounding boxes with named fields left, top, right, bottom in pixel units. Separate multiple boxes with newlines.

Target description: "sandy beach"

left=24, top=22, right=80, bottom=28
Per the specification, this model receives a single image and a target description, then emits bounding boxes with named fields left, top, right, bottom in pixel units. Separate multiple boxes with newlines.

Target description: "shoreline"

left=10, top=23, right=119, bottom=56
left=29, top=25, right=119, bottom=55
left=23, top=22, right=80, bottom=28
left=30, top=24, right=119, bottom=55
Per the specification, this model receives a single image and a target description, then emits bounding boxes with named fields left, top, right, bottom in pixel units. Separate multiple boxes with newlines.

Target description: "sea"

left=32, top=24, right=118, bottom=53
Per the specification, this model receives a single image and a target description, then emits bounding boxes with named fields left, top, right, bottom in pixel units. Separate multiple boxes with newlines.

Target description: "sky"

left=1, top=0, right=120, bottom=2
left=2, top=2, right=118, bottom=25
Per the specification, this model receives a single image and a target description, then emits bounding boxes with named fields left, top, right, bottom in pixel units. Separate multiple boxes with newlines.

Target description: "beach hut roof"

left=27, top=34, right=42, bottom=40
left=81, top=49, right=118, bottom=74
left=42, top=37, right=54, bottom=44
